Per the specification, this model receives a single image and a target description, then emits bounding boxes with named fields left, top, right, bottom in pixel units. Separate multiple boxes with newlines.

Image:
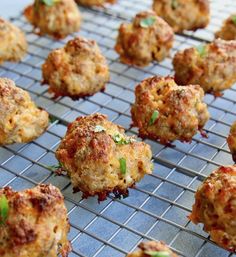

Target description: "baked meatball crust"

left=0, top=78, right=49, bottom=145
left=0, top=18, right=27, bottom=64
left=173, top=39, right=236, bottom=94
left=227, top=121, right=236, bottom=162
left=42, top=37, right=109, bottom=99
left=115, top=10, right=174, bottom=66
left=0, top=184, right=71, bottom=257
left=76, top=0, right=116, bottom=7
left=131, top=76, right=210, bottom=144
left=56, top=113, right=152, bottom=201
left=215, top=14, right=236, bottom=40
left=189, top=166, right=236, bottom=252
left=127, top=241, right=178, bottom=257
left=152, top=0, right=210, bottom=33
left=24, top=0, right=81, bottom=39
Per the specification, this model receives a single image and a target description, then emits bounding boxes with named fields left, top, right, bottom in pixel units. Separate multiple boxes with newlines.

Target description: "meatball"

left=127, top=241, right=178, bottom=257
left=115, top=11, right=174, bottom=67
left=189, top=165, right=236, bottom=252
left=0, top=78, right=49, bottom=145
left=215, top=14, right=236, bottom=40
left=152, top=0, right=210, bottom=33
left=75, top=0, right=116, bottom=7
left=173, top=39, right=236, bottom=94
left=0, top=184, right=71, bottom=257
left=24, top=0, right=81, bottom=39
left=227, top=121, right=236, bottom=163
left=131, top=76, right=210, bottom=144
left=42, top=37, right=109, bottom=99
left=0, top=18, right=27, bottom=64
left=55, top=113, right=152, bottom=201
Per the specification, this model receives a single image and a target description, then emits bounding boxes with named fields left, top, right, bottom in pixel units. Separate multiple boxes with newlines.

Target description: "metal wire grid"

left=0, top=1, right=236, bottom=257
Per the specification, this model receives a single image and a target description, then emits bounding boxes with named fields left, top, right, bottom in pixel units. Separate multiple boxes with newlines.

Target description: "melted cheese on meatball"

left=189, top=165, right=236, bottom=252
left=56, top=113, right=152, bottom=201
left=127, top=241, right=178, bottom=257
left=173, top=39, right=236, bottom=93
left=115, top=10, right=174, bottom=66
left=131, top=76, right=210, bottom=144
left=24, top=0, right=81, bottom=39
left=0, top=78, right=49, bottom=145
left=0, top=184, right=71, bottom=257
left=42, top=37, right=110, bottom=99
left=152, top=0, right=210, bottom=33
left=0, top=18, right=27, bottom=63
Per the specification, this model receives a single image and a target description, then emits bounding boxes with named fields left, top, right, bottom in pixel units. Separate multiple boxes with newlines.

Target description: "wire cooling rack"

left=0, top=0, right=236, bottom=256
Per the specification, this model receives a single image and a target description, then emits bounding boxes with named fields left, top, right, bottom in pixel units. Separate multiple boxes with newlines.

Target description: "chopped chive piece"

left=113, top=134, right=135, bottom=145
left=140, top=16, right=156, bottom=28
left=171, top=0, right=178, bottom=9
left=41, top=0, right=58, bottom=6
left=149, top=110, right=159, bottom=125
left=150, top=162, right=154, bottom=171
left=49, top=116, right=58, bottom=123
left=94, top=125, right=106, bottom=133
left=0, top=195, right=9, bottom=225
left=46, top=161, right=64, bottom=172
left=196, top=45, right=207, bottom=58
left=145, top=250, right=171, bottom=257
left=119, top=158, right=127, bottom=175
left=232, top=15, right=236, bottom=25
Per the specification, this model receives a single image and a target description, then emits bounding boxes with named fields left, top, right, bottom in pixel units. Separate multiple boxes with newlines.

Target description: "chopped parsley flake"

left=149, top=110, right=159, bottom=126
left=119, top=158, right=127, bottom=175
left=145, top=250, right=171, bottom=257
left=94, top=125, right=106, bottom=133
left=232, top=15, right=236, bottom=25
left=140, top=16, right=156, bottom=28
left=0, top=195, right=9, bottom=226
left=171, top=0, right=178, bottom=9
left=196, top=45, right=207, bottom=58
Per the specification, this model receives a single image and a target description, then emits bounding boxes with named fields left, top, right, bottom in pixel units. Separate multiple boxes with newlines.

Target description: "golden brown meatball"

left=0, top=18, right=27, bottom=64
left=227, top=121, right=236, bottom=163
left=115, top=11, right=174, bottom=67
left=127, top=241, right=178, bottom=257
left=24, top=0, right=81, bottom=39
left=131, top=76, right=210, bottom=144
left=215, top=14, right=236, bottom=40
left=75, top=0, right=116, bottom=7
left=152, top=0, right=210, bottom=33
left=0, top=78, right=49, bottom=145
left=189, top=165, right=236, bottom=252
left=0, top=184, right=71, bottom=257
left=173, top=39, right=236, bottom=94
left=42, top=37, right=110, bottom=99
left=55, top=113, right=152, bottom=201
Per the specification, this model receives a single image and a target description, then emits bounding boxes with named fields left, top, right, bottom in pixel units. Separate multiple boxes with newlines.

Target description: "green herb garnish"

left=119, top=158, right=127, bottom=175
left=49, top=116, right=58, bottom=123
left=171, top=0, right=178, bottom=9
left=94, top=125, right=106, bottom=133
left=232, top=15, right=236, bottom=25
left=113, top=134, right=135, bottom=145
left=196, top=45, right=207, bottom=58
left=41, top=0, right=59, bottom=6
left=145, top=250, right=171, bottom=257
left=140, top=16, right=156, bottom=28
left=0, top=195, right=9, bottom=226
left=149, top=110, right=159, bottom=125
left=46, top=161, right=64, bottom=172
